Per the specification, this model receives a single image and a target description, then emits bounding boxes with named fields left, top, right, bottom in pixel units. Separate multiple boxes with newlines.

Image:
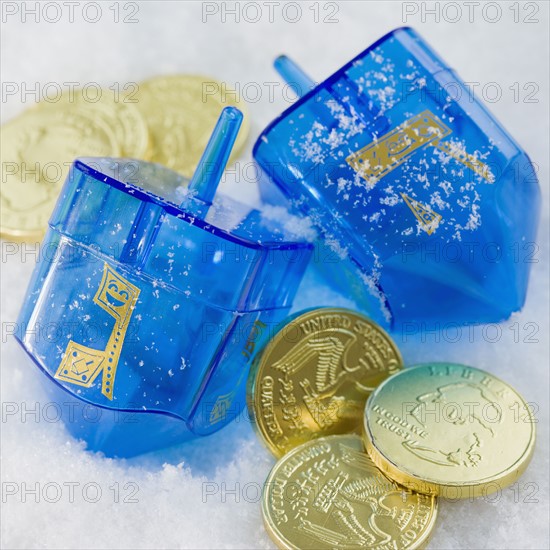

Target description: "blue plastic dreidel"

left=15, top=107, right=313, bottom=457
left=254, top=27, right=540, bottom=329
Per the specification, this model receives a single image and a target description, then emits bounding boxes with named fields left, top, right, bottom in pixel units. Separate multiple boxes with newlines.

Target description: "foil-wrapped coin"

left=262, top=434, right=438, bottom=550
left=247, top=308, right=403, bottom=457
left=1, top=75, right=249, bottom=241
left=131, top=75, right=249, bottom=177
left=1, top=107, right=120, bottom=240
left=36, top=88, right=150, bottom=159
left=363, top=363, right=536, bottom=498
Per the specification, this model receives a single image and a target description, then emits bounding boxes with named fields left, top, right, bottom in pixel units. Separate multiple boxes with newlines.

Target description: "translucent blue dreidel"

left=254, top=27, right=541, bottom=329
left=15, top=107, right=313, bottom=457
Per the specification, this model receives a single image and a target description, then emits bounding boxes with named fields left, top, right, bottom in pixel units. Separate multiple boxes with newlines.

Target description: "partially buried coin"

left=0, top=87, right=149, bottom=240
left=35, top=88, right=150, bottom=159
left=262, top=434, right=438, bottom=550
left=363, top=363, right=536, bottom=499
left=1, top=75, right=249, bottom=241
left=0, top=106, right=120, bottom=240
left=130, top=74, right=249, bottom=178
left=247, top=308, right=403, bottom=457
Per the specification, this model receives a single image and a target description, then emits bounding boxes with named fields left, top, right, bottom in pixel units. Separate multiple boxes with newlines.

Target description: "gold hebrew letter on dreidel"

left=54, top=263, right=140, bottom=400
left=347, top=109, right=494, bottom=185
left=401, top=193, right=443, bottom=235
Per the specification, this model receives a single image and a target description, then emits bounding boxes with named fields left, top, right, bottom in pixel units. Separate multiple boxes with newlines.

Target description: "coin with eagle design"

left=262, top=434, right=437, bottom=550
left=247, top=308, right=402, bottom=457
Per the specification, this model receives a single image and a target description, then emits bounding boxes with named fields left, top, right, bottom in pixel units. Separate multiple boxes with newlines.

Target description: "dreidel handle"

left=187, top=106, right=243, bottom=205
left=274, top=55, right=315, bottom=98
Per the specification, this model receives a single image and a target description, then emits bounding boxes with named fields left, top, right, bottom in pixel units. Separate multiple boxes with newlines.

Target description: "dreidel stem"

left=187, top=106, right=243, bottom=205
left=274, top=54, right=387, bottom=132
left=274, top=55, right=315, bottom=98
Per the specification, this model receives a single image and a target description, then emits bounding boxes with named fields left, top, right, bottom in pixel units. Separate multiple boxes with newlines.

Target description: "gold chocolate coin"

left=36, top=88, right=150, bottom=159
left=248, top=308, right=403, bottom=457
left=262, top=434, right=438, bottom=550
left=363, top=363, right=536, bottom=499
left=131, top=75, right=249, bottom=177
left=1, top=107, right=120, bottom=240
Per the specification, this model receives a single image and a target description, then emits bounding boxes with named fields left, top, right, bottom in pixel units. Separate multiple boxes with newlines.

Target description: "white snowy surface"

left=1, top=2, right=549, bottom=549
